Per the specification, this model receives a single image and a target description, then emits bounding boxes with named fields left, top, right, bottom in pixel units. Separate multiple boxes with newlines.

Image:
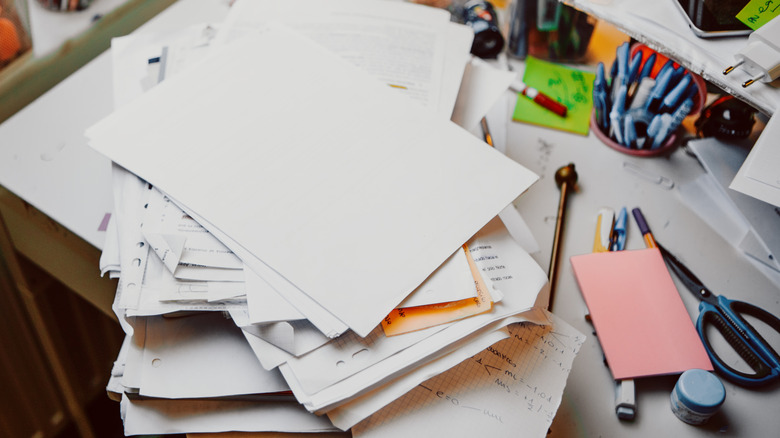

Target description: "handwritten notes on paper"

left=512, top=56, right=595, bottom=135
left=352, top=311, right=585, bottom=438
left=737, top=0, right=780, bottom=30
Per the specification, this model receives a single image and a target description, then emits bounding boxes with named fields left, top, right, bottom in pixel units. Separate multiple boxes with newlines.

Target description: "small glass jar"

left=670, top=369, right=726, bottom=425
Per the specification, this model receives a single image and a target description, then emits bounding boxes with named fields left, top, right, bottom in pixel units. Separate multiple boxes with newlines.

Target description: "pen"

left=510, top=79, right=568, bottom=117
left=631, top=207, right=657, bottom=248
left=636, top=52, right=656, bottom=83
left=658, top=74, right=691, bottom=113
left=623, top=112, right=637, bottom=148
left=610, top=206, right=627, bottom=251
left=627, top=52, right=642, bottom=84
left=609, top=84, right=627, bottom=144
left=644, top=66, right=673, bottom=113
left=593, top=63, right=611, bottom=131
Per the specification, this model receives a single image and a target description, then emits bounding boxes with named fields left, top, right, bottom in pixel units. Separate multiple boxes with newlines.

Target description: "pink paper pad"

left=570, top=248, right=713, bottom=380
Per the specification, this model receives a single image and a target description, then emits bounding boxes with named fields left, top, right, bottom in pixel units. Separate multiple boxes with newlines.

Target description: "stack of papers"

left=90, top=0, right=585, bottom=435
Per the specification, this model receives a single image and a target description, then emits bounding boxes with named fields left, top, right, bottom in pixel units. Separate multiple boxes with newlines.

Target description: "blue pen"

left=658, top=74, right=691, bottom=113
left=668, top=97, right=694, bottom=131
left=650, top=114, right=674, bottom=149
left=669, top=66, right=686, bottom=85
left=593, top=63, right=611, bottom=131
left=646, top=113, right=663, bottom=148
left=623, top=113, right=637, bottom=148
left=626, top=107, right=653, bottom=147
left=637, top=52, right=656, bottom=83
left=627, top=52, right=642, bottom=84
left=617, top=42, right=629, bottom=85
left=611, top=42, right=629, bottom=104
left=644, top=66, right=674, bottom=113
left=610, top=207, right=627, bottom=251
left=610, top=84, right=628, bottom=144
left=656, top=60, right=674, bottom=80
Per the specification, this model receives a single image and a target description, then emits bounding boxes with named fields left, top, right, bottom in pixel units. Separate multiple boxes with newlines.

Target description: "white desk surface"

left=1, top=0, right=779, bottom=436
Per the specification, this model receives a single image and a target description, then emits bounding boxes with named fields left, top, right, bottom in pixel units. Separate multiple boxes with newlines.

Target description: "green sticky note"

left=736, top=0, right=780, bottom=30
left=512, top=56, right=595, bottom=136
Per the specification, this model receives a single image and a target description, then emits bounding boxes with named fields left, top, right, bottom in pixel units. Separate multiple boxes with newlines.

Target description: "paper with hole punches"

left=570, top=248, right=712, bottom=380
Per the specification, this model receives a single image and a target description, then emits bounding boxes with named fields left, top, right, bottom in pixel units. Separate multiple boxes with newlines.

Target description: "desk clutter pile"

left=90, top=0, right=585, bottom=436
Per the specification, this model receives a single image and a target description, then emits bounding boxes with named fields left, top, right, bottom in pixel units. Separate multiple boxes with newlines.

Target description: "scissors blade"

left=657, top=244, right=717, bottom=304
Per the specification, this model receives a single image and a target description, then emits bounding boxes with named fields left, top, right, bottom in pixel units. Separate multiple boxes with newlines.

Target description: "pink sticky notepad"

left=570, top=248, right=713, bottom=380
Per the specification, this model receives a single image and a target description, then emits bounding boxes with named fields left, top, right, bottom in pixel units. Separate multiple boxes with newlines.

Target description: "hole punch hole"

left=132, top=258, right=142, bottom=267
left=336, top=360, right=345, bottom=367
left=352, top=348, right=369, bottom=360
left=151, top=358, right=162, bottom=368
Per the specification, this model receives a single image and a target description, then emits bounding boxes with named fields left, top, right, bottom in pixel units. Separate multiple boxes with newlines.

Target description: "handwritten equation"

left=353, top=312, right=585, bottom=437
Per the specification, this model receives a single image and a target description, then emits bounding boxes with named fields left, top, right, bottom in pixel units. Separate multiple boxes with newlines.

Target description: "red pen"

left=510, top=79, right=568, bottom=118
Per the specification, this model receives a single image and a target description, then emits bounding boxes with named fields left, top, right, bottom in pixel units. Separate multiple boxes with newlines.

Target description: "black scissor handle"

left=698, top=297, right=780, bottom=386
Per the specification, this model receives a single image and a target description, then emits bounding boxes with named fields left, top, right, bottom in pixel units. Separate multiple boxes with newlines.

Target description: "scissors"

left=658, top=243, right=780, bottom=387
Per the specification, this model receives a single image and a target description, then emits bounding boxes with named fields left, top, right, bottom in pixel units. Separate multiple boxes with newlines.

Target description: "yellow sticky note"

left=512, top=56, right=595, bottom=135
left=737, top=0, right=780, bottom=30
left=381, top=245, right=493, bottom=336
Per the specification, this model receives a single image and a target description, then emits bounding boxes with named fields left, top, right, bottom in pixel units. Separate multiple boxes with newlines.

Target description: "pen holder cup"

left=592, top=43, right=707, bottom=157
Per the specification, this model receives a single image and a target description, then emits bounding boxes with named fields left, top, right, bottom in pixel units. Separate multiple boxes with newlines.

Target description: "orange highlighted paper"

left=382, top=245, right=493, bottom=336
left=570, top=248, right=712, bottom=380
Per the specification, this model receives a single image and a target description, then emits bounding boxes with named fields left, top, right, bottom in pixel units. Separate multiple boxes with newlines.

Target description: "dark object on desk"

left=695, top=95, right=756, bottom=139
left=508, top=0, right=594, bottom=62
left=658, top=243, right=780, bottom=387
left=34, top=0, right=92, bottom=11
left=547, top=163, right=577, bottom=312
left=673, top=0, right=751, bottom=38
left=462, top=0, right=504, bottom=59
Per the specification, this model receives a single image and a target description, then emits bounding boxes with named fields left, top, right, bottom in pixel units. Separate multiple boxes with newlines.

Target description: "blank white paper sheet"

left=86, top=25, right=538, bottom=337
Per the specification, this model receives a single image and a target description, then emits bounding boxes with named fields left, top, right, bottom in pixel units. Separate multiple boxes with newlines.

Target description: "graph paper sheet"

left=351, top=310, right=585, bottom=438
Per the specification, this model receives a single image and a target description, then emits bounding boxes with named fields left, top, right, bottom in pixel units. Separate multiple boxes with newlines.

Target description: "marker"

left=631, top=207, right=657, bottom=248
left=644, top=66, right=674, bottom=113
left=637, top=52, right=656, bottom=83
left=627, top=52, right=642, bottom=84
left=593, top=62, right=611, bottom=130
left=649, top=113, right=673, bottom=149
left=658, top=74, right=692, bottom=113
left=510, top=79, right=568, bottom=117
left=623, top=112, right=637, bottom=148
left=609, top=84, right=628, bottom=144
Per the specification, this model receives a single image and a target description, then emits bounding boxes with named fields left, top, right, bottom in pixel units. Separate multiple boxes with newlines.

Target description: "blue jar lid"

left=674, top=369, right=726, bottom=414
